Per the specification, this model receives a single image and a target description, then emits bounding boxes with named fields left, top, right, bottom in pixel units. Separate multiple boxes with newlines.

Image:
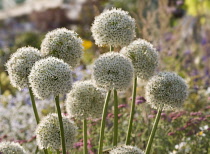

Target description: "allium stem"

left=98, top=90, right=111, bottom=154
left=145, top=105, right=164, bottom=154
left=28, top=87, right=40, bottom=124
left=56, top=149, right=60, bottom=154
left=83, top=119, right=88, bottom=154
left=29, top=86, right=49, bottom=154
left=113, top=89, right=118, bottom=146
left=55, top=95, right=66, bottom=154
left=126, top=77, right=137, bottom=145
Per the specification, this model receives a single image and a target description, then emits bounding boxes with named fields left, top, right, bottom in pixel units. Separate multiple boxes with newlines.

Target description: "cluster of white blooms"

left=145, top=72, right=188, bottom=110
left=36, top=113, right=77, bottom=150
left=66, top=80, right=105, bottom=119
left=121, top=39, right=159, bottom=80
left=0, top=142, right=27, bottom=154
left=91, top=8, right=136, bottom=47
left=41, top=28, right=83, bottom=68
left=110, top=145, right=144, bottom=154
left=5, top=47, right=41, bottom=90
left=92, top=52, right=134, bottom=91
left=28, top=57, right=73, bottom=99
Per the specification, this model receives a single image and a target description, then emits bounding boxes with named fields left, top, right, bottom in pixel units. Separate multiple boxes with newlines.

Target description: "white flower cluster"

left=5, top=47, right=41, bottom=90
left=66, top=80, right=105, bottom=119
left=36, top=113, right=77, bottom=150
left=0, top=142, right=27, bottom=154
left=93, top=52, right=134, bottom=91
left=91, top=8, right=136, bottom=47
left=29, top=57, right=73, bottom=99
left=41, top=28, right=83, bottom=68
left=145, top=72, right=188, bottom=110
left=109, top=145, right=144, bottom=154
left=121, top=39, right=159, bottom=80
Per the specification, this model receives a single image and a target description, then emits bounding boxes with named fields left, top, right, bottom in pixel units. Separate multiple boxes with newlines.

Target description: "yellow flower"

left=82, top=40, right=93, bottom=50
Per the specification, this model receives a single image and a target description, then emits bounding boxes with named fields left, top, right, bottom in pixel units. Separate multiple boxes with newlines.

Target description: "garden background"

left=0, top=0, right=210, bottom=153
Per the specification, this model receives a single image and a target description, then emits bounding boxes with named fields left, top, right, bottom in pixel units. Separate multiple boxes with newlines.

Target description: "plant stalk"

left=145, top=105, right=164, bottom=154
left=83, top=119, right=88, bottom=154
left=55, top=95, right=66, bottom=154
left=98, top=90, right=111, bottom=154
left=125, top=77, right=137, bottom=145
left=113, top=89, right=118, bottom=146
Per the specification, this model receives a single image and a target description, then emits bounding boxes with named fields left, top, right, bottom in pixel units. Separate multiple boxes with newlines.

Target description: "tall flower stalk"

left=125, top=77, right=137, bottom=145
left=145, top=105, right=163, bottom=154
left=113, top=89, right=118, bottom=146
left=55, top=95, right=66, bottom=154
left=83, top=119, right=88, bottom=154
left=98, top=90, right=111, bottom=154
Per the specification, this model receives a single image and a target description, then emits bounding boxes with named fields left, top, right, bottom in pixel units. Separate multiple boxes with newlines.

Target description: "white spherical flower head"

left=121, top=39, right=159, bottom=80
left=41, top=28, right=83, bottom=68
left=36, top=113, right=77, bottom=150
left=145, top=72, right=188, bottom=110
left=0, top=142, right=27, bottom=154
left=29, top=57, right=73, bottom=99
left=110, top=145, right=144, bottom=154
left=66, top=80, right=105, bottom=119
left=5, top=47, right=41, bottom=90
left=91, top=8, right=136, bottom=47
left=93, top=52, right=134, bottom=91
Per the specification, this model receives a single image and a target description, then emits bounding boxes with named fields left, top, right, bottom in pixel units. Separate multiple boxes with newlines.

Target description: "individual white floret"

left=109, top=145, right=144, bottom=154
left=5, top=47, right=41, bottom=90
left=28, top=57, right=73, bottom=99
left=66, top=80, right=105, bottom=119
left=36, top=113, right=77, bottom=150
left=145, top=72, right=188, bottom=110
left=91, top=8, right=136, bottom=47
left=121, top=39, right=159, bottom=80
left=41, top=28, right=83, bottom=68
left=92, top=52, right=134, bottom=91
left=0, top=142, right=27, bottom=154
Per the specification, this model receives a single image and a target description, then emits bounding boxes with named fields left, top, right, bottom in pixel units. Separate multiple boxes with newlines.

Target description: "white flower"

left=29, top=57, right=73, bottom=99
left=66, top=80, right=105, bottom=119
left=121, top=39, right=159, bottom=80
left=109, top=145, right=144, bottom=154
left=36, top=113, right=77, bottom=150
left=41, top=28, right=83, bottom=68
left=5, top=47, right=41, bottom=90
left=145, top=72, right=188, bottom=110
left=92, top=52, right=134, bottom=91
left=0, top=142, right=27, bottom=154
left=91, top=8, right=136, bottom=47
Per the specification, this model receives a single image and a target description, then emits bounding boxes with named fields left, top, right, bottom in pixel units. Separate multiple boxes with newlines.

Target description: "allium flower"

left=5, top=47, right=41, bottom=90
left=145, top=72, right=188, bottom=110
left=29, top=57, right=73, bottom=99
left=91, top=8, right=136, bottom=47
left=0, top=142, right=27, bottom=154
left=109, top=145, right=144, bottom=154
left=41, top=28, right=83, bottom=68
left=92, top=52, right=134, bottom=91
left=121, top=39, right=159, bottom=80
left=66, top=80, right=105, bottom=119
left=36, top=113, right=77, bottom=150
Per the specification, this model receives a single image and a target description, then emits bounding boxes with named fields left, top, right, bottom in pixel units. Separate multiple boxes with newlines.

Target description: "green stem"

left=110, top=46, right=113, bottom=51
left=83, top=119, right=88, bottom=154
left=55, top=95, right=66, bottom=154
left=28, top=87, right=40, bottom=124
left=113, top=89, right=118, bottom=146
left=145, top=105, right=163, bottom=154
left=126, top=77, right=137, bottom=145
left=56, top=149, right=60, bottom=154
left=98, top=90, right=111, bottom=154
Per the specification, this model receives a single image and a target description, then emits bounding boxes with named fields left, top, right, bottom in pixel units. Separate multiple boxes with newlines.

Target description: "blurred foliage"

left=13, top=32, right=43, bottom=50
left=185, top=0, right=210, bottom=16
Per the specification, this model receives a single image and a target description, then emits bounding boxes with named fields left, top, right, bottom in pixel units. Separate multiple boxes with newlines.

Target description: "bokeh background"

left=0, top=0, right=210, bottom=153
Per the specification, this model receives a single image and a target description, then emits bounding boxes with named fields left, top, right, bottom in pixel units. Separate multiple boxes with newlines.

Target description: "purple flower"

left=168, top=132, right=175, bottom=136
left=74, top=142, right=83, bottom=148
left=118, top=104, right=127, bottom=108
